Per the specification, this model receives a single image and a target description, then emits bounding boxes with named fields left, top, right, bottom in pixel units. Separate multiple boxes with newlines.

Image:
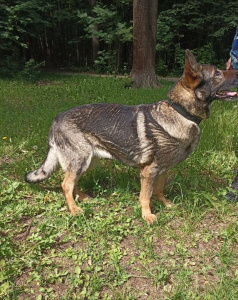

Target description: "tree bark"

left=92, top=24, right=100, bottom=62
left=91, top=0, right=100, bottom=62
left=130, top=0, right=158, bottom=88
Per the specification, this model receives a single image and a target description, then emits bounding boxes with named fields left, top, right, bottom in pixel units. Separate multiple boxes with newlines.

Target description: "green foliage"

left=0, top=0, right=47, bottom=52
left=94, top=50, right=116, bottom=72
left=191, top=44, right=216, bottom=65
left=0, top=0, right=238, bottom=75
left=78, top=2, right=132, bottom=72
left=20, top=59, right=45, bottom=81
left=0, top=57, right=45, bottom=80
left=0, top=56, right=22, bottom=78
left=157, top=0, right=238, bottom=72
left=157, top=60, right=169, bottom=76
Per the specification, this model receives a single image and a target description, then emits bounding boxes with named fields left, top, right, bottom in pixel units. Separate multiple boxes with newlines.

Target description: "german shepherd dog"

left=25, top=50, right=238, bottom=224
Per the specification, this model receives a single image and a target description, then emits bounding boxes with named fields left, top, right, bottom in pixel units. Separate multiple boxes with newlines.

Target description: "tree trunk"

left=130, top=0, right=158, bottom=88
left=91, top=0, right=100, bottom=63
left=92, top=24, right=100, bottom=62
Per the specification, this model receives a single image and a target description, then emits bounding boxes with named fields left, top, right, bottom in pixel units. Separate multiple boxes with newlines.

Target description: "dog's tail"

left=25, top=145, right=58, bottom=183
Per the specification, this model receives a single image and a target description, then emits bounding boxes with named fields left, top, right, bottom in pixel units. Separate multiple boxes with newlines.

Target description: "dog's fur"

left=25, top=50, right=238, bottom=224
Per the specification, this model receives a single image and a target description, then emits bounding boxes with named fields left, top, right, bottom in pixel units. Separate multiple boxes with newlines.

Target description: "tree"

left=90, top=0, right=100, bottom=62
left=130, top=0, right=158, bottom=88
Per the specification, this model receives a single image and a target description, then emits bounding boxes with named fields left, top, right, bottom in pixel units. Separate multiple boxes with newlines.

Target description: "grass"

left=0, top=73, right=238, bottom=299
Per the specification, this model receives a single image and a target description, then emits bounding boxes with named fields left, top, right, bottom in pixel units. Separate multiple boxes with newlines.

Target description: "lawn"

left=0, top=73, right=238, bottom=299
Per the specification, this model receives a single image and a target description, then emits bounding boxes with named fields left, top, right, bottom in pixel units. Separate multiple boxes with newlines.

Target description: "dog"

left=25, top=50, right=238, bottom=224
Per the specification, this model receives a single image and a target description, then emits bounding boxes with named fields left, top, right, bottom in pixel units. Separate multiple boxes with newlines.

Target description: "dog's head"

left=168, top=49, right=238, bottom=119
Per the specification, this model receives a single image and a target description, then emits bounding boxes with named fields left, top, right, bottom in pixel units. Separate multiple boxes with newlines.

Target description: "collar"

left=168, top=100, right=203, bottom=125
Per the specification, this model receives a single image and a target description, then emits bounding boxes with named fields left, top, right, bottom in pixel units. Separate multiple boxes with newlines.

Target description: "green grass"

left=0, top=74, right=238, bottom=299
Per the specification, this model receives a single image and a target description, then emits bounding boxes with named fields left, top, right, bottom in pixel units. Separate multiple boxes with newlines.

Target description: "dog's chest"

left=144, top=110, right=201, bottom=167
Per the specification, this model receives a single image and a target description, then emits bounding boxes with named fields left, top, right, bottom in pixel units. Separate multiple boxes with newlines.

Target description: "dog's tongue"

left=216, top=90, right=238, bottom=98
left=226, top=91, right=237, bottom=97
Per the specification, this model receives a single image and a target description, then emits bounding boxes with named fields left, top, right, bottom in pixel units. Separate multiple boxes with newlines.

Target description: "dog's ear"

left=185, top=49, right=199, bottom=72
left=183, top=49, right=203, bottom=88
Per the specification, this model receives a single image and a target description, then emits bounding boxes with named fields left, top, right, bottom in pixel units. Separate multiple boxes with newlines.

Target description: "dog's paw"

left=74, top=189, right=91, bottom=202
left=164, top=199, right=172, bottom=208
left=157, top=196, right=172, bottom=208
left=143, top=213, right=157, bottom=225
left=70, top=205, right=83, bottom=216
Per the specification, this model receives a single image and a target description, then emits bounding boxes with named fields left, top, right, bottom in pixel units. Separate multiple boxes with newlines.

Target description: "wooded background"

left=1, top=0, right=238, bottom=76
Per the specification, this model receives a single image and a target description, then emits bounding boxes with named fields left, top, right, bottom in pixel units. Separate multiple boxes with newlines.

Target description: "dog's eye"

left=214, top=70, right=221, bottom=77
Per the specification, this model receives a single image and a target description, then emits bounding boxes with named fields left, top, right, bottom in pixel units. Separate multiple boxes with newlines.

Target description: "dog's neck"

left=167, top=78, right=210, bottom=120
left=168, top=100, right=202, bottom=125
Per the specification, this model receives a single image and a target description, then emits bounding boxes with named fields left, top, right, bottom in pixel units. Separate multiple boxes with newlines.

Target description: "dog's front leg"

left=139, top=164, right=158, bottom=225
left=153, top=173, right=172, bottom=208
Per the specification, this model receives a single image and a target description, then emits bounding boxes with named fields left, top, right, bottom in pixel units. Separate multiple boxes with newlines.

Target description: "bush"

left=20, top=59, right=45, bottom=81
left=0, top=56, right=22, bottom=78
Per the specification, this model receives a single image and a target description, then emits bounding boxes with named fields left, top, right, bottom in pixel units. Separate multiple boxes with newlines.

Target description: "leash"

left=168, top=100, right=203, bottom=125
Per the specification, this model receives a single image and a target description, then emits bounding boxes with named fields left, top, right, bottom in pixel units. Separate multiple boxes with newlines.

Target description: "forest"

left=1, top=0, right=238, bottom=77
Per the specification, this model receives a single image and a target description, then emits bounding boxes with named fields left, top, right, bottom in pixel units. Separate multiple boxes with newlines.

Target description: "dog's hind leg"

left=139, top=164, right=158, bottom=225
left=73, top=157, right=99, bottom=201
left=153, top=173, right=172, bottom=208
left=62, top=171, right=83, bottom=215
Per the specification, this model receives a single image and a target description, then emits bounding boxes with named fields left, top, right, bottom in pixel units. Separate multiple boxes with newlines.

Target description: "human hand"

left=226, top=57, right=232, bottom=70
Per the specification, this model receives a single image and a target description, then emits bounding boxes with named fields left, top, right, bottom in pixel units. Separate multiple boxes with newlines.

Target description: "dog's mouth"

left=215, top=90, right=238, bottom=101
